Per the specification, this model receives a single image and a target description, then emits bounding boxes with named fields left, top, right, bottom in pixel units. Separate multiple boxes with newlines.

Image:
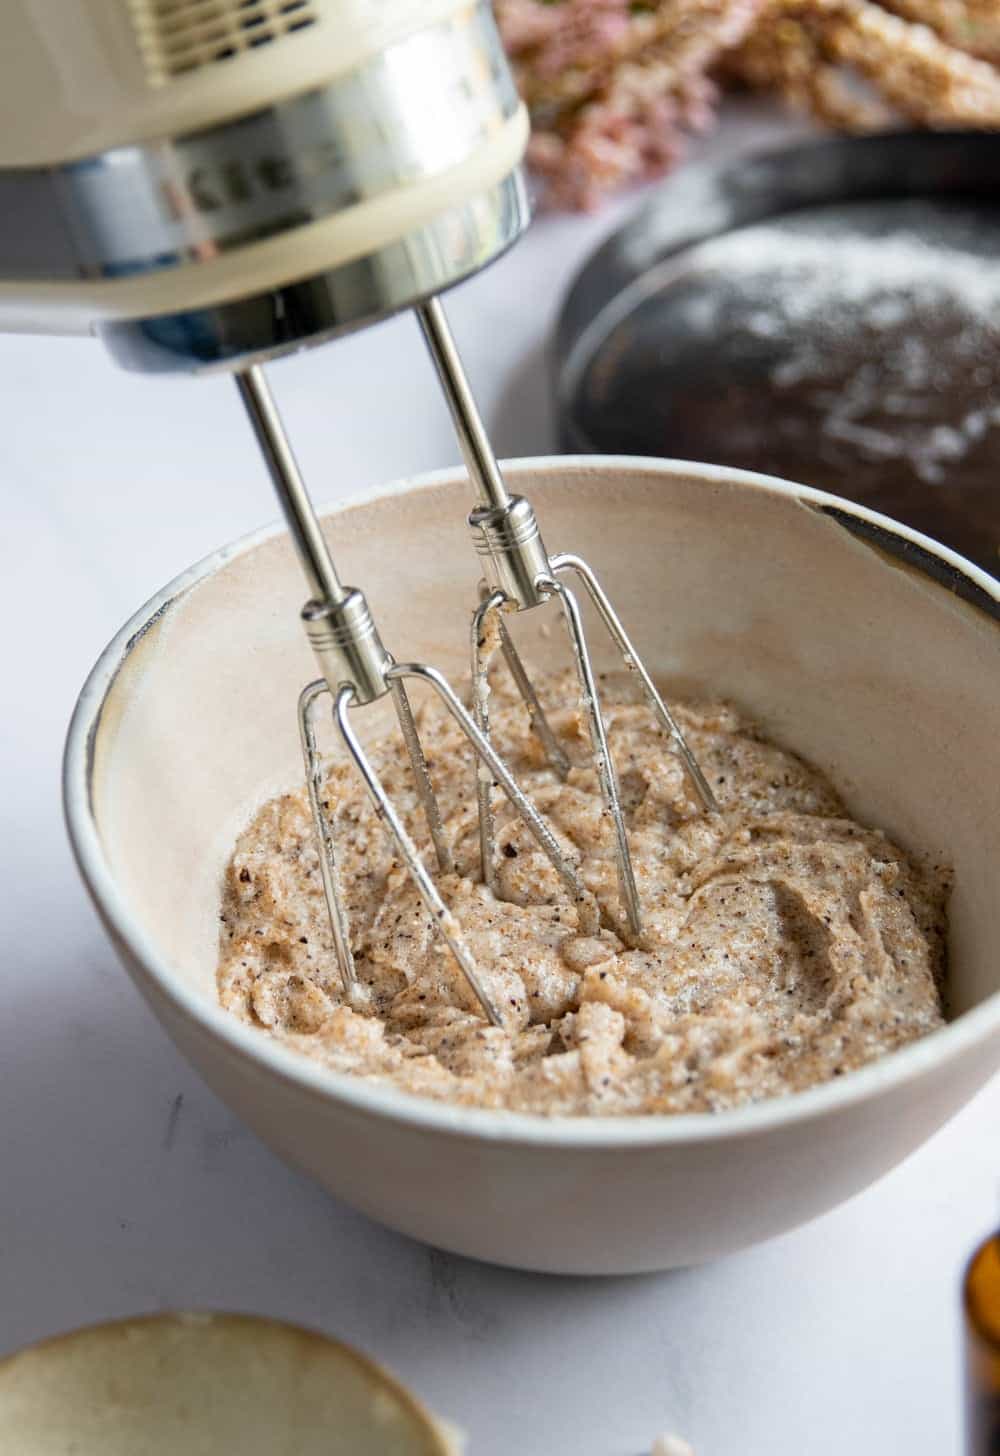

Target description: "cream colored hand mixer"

left=1, top=0, right=716, bottom=1024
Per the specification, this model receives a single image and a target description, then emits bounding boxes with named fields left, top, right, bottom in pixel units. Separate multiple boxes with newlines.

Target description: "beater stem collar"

left=301, top=590, right=393, bottom=707
left=469, top=494, right=552, bottom=610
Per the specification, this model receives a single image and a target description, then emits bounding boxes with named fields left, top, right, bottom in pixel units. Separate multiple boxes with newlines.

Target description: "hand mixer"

left=0, top=0, right=714, bottom=1019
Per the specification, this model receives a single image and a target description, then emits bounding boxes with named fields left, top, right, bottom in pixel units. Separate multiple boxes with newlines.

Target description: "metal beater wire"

left=238, top=360, right=596, bottom=1025
left=417, top=296, right=719, bottom=942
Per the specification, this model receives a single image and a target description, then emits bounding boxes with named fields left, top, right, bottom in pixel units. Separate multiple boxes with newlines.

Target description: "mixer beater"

left=415, top=299, right=719, bottom=944
left=235, top=365, right=595, bottom=1029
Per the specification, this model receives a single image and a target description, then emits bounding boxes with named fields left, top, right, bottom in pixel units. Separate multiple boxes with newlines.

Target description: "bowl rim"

left=64, top=454, right=1000, bottom=1149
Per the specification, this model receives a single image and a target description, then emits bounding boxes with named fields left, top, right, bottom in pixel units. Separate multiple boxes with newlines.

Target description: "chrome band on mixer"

left=0, top=3, right=520, bottom=283
left=99, top=173, right=527, bottom=372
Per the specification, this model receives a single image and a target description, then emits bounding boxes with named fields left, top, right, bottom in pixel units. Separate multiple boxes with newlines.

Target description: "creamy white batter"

left=218, top=670, right=948, bottom=1115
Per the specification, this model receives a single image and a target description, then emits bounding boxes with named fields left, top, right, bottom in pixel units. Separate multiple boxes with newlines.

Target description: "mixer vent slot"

left=130, top=0, right=319, bottom=84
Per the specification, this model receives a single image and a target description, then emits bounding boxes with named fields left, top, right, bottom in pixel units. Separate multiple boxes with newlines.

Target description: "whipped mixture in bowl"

left=217, top=669, right=949, bottom=1117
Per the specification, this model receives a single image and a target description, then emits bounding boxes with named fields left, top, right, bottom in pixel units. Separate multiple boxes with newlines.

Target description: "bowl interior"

left=0, top=1314, right=452, bottom=1454
left=87, top=460, right=1000, bottom=1042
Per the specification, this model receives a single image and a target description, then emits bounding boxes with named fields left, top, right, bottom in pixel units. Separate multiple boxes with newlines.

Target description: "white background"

left=2, top=104, right=997, bottom=1454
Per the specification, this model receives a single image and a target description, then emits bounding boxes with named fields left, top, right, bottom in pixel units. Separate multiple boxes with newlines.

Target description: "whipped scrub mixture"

left=217, top=670, right=948, bottom=1116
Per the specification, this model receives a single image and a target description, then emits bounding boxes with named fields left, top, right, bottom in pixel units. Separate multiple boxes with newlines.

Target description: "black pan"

left=555, top=132, right=1000, bottom=573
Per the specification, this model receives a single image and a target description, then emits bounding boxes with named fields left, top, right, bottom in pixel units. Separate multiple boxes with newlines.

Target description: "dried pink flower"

left=497, top=0, right=764, bottom=208
left=497, top=0, right=1000, bottom=209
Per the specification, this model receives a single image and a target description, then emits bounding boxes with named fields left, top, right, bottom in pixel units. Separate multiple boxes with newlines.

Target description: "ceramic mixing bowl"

left=64, top=458, right=1000, bottom=1274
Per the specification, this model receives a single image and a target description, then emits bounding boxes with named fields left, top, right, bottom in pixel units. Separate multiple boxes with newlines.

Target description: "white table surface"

left=2, top=102, right=997, bottom=1456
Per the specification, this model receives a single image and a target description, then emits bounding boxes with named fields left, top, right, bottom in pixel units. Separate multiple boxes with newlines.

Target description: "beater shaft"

left=416, top=298, right=510, bottom=514
left=236, top=367, right=347, bottom=607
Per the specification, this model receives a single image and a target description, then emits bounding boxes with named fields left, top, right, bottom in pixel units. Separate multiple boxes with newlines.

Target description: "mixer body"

left=0, top=0, right=529, bottom=370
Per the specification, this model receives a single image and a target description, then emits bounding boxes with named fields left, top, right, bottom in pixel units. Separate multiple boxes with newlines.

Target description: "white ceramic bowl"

left=0, top=1312, right=455, bottom=1453
left=64, top=458, right=1000, bottom=1275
